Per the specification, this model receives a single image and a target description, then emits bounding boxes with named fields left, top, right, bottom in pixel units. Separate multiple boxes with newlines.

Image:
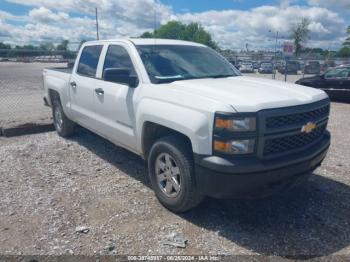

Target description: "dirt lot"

left=0, top=101, right=349, bottom=258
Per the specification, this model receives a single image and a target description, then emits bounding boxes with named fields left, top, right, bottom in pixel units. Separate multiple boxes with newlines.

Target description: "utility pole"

left=95, top=7, right=99, bottom=40
left=273, top=31, right=279, bottom=80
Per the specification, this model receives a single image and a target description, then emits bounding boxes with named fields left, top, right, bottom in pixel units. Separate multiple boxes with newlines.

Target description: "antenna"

left=95, top=7, right=100, bottom=40
left=153, top=0, right=158, bottom=50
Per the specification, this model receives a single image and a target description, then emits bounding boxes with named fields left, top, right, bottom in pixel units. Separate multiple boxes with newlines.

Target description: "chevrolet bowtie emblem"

left=301, top=122, right=317, bottom=133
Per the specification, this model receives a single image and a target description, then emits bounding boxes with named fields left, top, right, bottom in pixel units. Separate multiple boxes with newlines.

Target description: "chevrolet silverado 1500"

left=43, top=39, right=331, bottom=212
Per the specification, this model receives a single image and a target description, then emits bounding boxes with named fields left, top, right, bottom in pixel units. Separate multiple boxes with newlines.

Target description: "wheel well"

left=48, top=89, right=60, bottom=104
left=142, top=122, right=193, bottom=159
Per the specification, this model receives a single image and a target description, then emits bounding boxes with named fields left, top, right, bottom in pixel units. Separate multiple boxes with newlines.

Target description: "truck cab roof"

left=84, top=38, right=206, bottom=47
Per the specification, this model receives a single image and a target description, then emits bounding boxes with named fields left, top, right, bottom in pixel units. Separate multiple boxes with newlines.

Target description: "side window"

left=325, top=69, right=339, bottom=79
left=103, top=45, right=136, bottom=76
left=77, top=45, right=103, bottom=77
left=325, top=68, right=350, bottom=79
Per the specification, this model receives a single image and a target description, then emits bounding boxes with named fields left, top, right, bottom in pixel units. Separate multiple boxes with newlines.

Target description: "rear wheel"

left=52, top=99, right=75, bottom=137
left=148, top=136, right=204, bottom=213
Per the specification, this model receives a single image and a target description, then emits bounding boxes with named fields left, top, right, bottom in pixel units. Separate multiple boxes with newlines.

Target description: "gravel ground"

left=0, top=102, right=349, bottom=259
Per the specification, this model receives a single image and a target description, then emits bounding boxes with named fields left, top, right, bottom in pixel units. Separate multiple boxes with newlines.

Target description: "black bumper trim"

left=195, top=131, right=330, bottom=174
left=194, top=132, right=330, bottom=198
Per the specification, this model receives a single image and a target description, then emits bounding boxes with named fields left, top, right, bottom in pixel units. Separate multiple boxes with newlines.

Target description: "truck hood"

left=167, top=76, right=328, bottom=112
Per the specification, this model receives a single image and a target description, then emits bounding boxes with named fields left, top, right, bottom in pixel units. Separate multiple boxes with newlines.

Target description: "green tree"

left=140, top=31, right=154, bottom=38
left=140, top=21, right=218, bottom=49
left=0, top=42, right=11, bottom=49
left=337, top=46, right=350, bottom=57
left=343, top=26, right=350, bottom=47
left=39, top=42, right=55, bottom=51
left=56, top=40, right=69, bottom=51
left=0, top=42, right=11, bottom=57
left=290, top=17, right=311, bottom=56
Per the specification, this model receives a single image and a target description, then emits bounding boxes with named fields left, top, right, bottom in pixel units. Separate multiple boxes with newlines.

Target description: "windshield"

left=136, top=44, right=240, bottom=84
left=325, top=67, right=350, bottom=79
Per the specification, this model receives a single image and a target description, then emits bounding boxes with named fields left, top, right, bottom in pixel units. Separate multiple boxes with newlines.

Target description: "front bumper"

left=194, top=131, right=330, bottom=198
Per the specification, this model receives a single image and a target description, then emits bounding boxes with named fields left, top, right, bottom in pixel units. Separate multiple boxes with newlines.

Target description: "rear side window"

left=103, top=45, right=136, bottom=75
left=77, top=45, right=103, bottom=77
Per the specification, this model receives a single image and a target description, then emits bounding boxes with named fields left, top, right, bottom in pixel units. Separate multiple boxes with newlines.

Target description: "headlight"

left=215, top=116, right=256, bottom=132
left=214, top=139, right=255, bottom=155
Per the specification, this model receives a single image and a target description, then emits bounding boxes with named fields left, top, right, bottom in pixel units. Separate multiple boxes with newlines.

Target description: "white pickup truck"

left=43, top=39, right=331, bottom=212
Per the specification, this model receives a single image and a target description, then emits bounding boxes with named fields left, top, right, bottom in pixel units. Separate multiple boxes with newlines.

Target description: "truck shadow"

left=71, top=128, right=350, bottom=259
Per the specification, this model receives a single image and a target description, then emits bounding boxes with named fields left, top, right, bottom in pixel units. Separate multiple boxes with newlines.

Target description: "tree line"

left=0, top=40, right=84, bottom=58
left=291, top=18, right=350, bottom=58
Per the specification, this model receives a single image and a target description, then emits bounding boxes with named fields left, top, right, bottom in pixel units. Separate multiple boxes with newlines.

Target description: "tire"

left=52, top=99, right=75, bottom=137
left=148, top=136, right=204, bottom=213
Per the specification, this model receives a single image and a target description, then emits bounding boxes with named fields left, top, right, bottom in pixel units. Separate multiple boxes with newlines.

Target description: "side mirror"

left=103, top=68, right=139, bottom=88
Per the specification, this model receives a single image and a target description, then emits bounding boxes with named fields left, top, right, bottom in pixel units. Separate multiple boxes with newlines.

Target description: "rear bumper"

left=194, top=131, right=330, bottom=198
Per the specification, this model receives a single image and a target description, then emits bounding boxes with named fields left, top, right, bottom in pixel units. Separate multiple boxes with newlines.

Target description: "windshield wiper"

left=208, top=74, right=235, bottom=78
left=154, top=75, right=184, bottom=80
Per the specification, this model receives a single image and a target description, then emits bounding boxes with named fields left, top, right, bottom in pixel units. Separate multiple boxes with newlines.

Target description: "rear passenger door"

left=93, top=44, right=140, bottom=152
left=70, top=45, right=103, bottom=129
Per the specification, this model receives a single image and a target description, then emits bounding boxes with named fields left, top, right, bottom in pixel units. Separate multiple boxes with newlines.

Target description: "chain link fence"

left=221, top=50, right=350, bottom=82
left=0, top=50, right=79, bottom=131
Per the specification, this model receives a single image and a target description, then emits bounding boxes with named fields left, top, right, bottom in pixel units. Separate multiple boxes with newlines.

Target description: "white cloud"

left=29, top=7, right=69, bottom=24
left=2, top=0, right=172, bottom=46
left=308, top=0, right=350, bottom=10
left=176, top=5, right=346, bottom=49
left=7, top=0, right=172, bottom=28
left=0, top=0, right=348, bottom=50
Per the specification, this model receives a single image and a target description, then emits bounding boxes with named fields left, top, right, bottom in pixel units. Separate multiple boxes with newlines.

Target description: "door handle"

left=95, top=88, right=104, bottom=95
left=70, top=81, right=77, bottom=89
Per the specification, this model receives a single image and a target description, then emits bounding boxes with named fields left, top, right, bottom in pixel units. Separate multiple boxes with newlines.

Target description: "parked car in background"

left=321, top=60, right=336, bottom=73
left=240, top=62, right=254, bottom=73
left=258, top=62, right=273, bottom=74
left=304, top=61, right=321, bottom=75
left=228, top=59, right=238, bottom=68
left=278, top=60, right=299, bottom=74
left=275, top=61, right=283, bottom=69
left=296, top=65, right=350, bottom=101
left=253, top=61, right=260, bottom=70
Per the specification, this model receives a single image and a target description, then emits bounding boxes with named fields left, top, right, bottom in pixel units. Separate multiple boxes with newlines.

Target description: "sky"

left=0, top=0, right=349, bottom=50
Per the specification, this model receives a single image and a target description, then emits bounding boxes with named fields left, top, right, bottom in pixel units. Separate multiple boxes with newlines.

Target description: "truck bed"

left=43, top=67, right=72, bottom=107
left=46, top=67, right=73, bottom=74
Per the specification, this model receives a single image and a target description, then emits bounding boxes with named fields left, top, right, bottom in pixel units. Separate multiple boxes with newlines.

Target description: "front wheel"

left=148, top=136, right=204, bottom=213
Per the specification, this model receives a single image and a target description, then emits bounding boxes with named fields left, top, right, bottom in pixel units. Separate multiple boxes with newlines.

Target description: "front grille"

left=263, top=124, right=326, bottom=156
left=266, top=104, right=329, bottom=130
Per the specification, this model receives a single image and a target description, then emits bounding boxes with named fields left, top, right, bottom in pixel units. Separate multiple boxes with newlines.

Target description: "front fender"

left=136, top=99, right=213, bottom=155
